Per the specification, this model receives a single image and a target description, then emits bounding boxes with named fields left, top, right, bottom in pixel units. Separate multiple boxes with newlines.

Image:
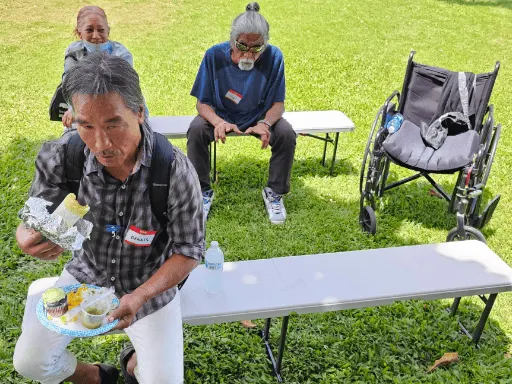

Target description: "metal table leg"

left=472, top=293, right=497, bottom=345
left=261, top=316, right=290, bottom=382
left=322, top=133, right=329, bottom=166
left=276, top=316, right=290, bottom=377
left=330, top=132, right=340, bottom=175
left=450, top=297, right=461, bottom=316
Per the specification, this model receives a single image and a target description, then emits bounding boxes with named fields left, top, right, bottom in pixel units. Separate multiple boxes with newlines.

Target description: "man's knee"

left=273, top=119, right=296, bottom=146
left=13, top=338, right=47, bottom=380
left=187, top=116, right=212, bottom=143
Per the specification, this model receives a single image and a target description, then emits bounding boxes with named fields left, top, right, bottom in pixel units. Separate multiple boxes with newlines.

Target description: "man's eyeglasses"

left=235, top=40, right=265, bottom=53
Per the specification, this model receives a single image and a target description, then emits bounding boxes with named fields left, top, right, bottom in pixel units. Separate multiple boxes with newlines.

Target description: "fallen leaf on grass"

left=427, top=352, right=459, bottom=373
left=505, top=353, right=511, bottom=359
left=241, top=320, right=257, bottom=328
left=428, top=189, right=443, bottom=199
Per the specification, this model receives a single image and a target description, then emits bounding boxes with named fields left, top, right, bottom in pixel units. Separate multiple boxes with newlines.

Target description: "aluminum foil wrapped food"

left=18, top=194, right=93, bottom=251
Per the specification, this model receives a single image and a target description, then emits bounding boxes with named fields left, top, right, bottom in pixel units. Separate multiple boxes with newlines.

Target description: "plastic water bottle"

left=385, top=113, right=403, bottom=134
left=204, top=241, right=224, bottom=293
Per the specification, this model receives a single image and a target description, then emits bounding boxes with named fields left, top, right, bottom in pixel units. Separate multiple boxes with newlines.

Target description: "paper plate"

left=36, top=283, right=120, bottom=337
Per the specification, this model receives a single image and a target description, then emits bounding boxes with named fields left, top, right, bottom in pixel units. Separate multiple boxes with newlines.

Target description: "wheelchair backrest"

left=399, top=59, right=498, bottom=133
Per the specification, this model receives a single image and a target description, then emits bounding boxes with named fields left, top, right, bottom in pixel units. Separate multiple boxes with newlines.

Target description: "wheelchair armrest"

left=479, top=104, right=495, bottom=145
left=380, top=90, right=401, bottom=128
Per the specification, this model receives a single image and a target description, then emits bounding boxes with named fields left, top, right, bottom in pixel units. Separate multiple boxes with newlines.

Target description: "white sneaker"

left=262, top=187, right=286, bottom=224
left=203, top=190, right=214, bottom=221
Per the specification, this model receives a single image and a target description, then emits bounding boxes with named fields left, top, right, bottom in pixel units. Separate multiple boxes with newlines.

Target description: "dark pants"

left=186, top=115, right=296, bottom=195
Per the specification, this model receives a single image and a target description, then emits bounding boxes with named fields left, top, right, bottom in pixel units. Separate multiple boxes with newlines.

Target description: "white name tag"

left=124, top=225, right=157, bottom=247
left=225, top=89, right=242, bottom=104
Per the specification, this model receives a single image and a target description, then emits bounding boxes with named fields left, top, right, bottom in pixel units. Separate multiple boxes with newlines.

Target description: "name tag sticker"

left=225, top=89, right=242, bottom=104
left=124, top=225, right=157, bottom=247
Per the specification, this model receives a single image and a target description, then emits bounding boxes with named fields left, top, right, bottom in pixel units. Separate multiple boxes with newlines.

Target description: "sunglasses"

left=235, top=40, right=265, bottom=53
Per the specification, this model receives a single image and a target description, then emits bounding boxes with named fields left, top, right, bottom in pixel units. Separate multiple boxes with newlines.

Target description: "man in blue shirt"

left=187, top=2, right=296, bottom=224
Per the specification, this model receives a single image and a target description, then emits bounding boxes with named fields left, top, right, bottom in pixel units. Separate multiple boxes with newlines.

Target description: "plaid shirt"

left=29, top=123, right=204, bottom=321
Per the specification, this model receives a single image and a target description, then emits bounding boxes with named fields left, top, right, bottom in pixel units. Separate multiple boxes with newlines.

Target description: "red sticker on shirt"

left=124, top=225, right=157, bottom=247
left=225, top=89, right=242, bottom=104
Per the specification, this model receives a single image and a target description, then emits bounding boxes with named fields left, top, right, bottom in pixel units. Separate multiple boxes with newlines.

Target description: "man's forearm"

left=132, top=254, right=198, bottom=303
left=263, top=102, right=285, bottom=126
left=197, top=101, right=225, bottom=127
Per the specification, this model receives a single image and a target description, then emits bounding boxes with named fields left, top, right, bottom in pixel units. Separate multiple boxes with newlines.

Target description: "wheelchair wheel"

left=448, top=171, right=463, bottom=214
left=446, top=226, right=486, bottom=243
left=469, top=124, right=502, bottom=227
left=360, top=206, right=377, bottom=235
left=360, top=107, right=384, bottom=193
left=360, top=106, right=387, bottom=209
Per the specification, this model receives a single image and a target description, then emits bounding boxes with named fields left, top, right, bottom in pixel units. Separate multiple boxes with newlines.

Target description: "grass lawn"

left=1, top=0, right=512, bottom=382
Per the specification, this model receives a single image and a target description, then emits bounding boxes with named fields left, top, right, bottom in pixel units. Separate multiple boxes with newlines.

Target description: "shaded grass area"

left=1, top=0, right=512, bottom=382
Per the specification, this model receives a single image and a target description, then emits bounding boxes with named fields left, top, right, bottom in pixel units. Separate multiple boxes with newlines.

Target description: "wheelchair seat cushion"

left=383, top=120, right=480, bottom=172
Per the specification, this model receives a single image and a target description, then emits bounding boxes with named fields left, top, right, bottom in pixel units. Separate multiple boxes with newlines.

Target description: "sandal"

left=95, top=363, right=120, bottom=384
left=119, top=344, right=139, bottom=384
left=58, top=364, right=118, bottom=384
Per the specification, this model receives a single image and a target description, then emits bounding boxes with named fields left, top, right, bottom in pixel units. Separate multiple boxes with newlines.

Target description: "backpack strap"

left=149, top=132, right=174, bottom=228
left=149, top=133, right=189, bottom=290
left=63, top=130, right=185, bottom=288
left=64, top=133, right=86, bottom=195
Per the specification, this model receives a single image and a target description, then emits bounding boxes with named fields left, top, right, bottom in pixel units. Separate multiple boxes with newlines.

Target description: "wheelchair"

left=359, top=51, right=501, bottom=242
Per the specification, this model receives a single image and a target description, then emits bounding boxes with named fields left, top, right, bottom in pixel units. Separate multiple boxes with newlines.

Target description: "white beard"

left=238, top=58, right=255, bottom=71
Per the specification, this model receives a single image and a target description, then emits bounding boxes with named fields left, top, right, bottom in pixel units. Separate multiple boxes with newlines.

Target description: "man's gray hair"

left=230, top=2, right=269, bottom=46
left=62, top=52, right=144, bottom=114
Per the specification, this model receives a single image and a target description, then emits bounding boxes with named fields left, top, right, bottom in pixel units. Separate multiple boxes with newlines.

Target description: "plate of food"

left=36, top=284, right=120, bottom=337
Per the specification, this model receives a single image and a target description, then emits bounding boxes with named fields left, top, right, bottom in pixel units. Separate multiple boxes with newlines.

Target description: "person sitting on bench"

left=187, top=2, right=296, bottom=225
left=59, top=6, right=139, bottom=129
left=14, top=54, right=204, bottom=384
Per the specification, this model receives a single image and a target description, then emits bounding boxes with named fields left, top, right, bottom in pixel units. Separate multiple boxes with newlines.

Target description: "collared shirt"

left=29, top=123, right=205, bottom=321
left=190, top=42, right=286, bottom=131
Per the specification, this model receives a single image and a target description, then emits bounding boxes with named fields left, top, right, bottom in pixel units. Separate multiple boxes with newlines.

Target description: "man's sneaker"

left=203, top=189, right=214, bottom=221
left=262, top=187, right=286, bottom=224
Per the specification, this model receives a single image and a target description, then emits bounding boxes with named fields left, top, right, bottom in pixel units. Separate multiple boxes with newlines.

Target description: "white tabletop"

left=180, top=241, right=512, bottom=325
left=149, top=110, right=355, bottom=139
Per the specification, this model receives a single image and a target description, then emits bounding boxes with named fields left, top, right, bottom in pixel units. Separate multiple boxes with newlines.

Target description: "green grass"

left=1, top=0, right=512, bottom=382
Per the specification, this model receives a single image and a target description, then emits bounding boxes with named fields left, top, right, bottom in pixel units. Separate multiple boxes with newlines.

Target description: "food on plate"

left=67, top=284, right=88, bottom=311
left=51, top=193, right=90, bottom=226
left=81, top=300, right=110, bottom=329
left=42, top=288, right=68, bottom=317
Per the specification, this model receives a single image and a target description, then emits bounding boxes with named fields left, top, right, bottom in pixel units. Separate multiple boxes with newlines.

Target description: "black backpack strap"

left=149, top=132, right=174, bottom=228
left=64, top=133, right=86, bottom=195
left=149, top=132, right=189, bottom=289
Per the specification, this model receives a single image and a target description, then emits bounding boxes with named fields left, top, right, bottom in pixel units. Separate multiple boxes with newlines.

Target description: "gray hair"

left=62, top=52, right=144, bottom=114
left=230, top=2, right=269, bottom=46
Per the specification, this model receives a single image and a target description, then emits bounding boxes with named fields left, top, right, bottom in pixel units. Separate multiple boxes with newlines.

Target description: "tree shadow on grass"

left=372, top=172, right=500, bottom=239
left=437, top=0, right=512, bottom=10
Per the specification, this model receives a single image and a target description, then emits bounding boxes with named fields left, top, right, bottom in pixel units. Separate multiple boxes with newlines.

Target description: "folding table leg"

left=450, top=297, right=461, bottom=316
left=276, top=316, right=290, bottom=377
left=321, top=133, right=329, bottom=166
left=472, top=293, right=497, bottom=345
left=330, top=132, right=340, bottom=175
left=261, top=316, right=290, bottom=382
left=263, top=318, right=271, bottom=341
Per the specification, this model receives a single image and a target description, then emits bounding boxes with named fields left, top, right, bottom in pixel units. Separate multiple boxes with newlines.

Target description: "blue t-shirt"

left=190, top=42, right=285, bottom=131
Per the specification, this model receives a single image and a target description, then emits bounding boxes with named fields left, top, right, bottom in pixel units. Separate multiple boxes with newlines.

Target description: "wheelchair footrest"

left=473, top=194, right=501, bottom=229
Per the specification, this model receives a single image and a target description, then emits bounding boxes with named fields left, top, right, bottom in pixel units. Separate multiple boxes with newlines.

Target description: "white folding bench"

left=27, top=240, right=512, bottom=381
left=149, top=110, right=355, bottom=177
left=26, top=241, right=512, bottom=381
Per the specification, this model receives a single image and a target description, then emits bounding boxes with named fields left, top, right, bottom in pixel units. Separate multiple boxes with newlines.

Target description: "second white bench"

left=148, top=110, right=355, bottom=178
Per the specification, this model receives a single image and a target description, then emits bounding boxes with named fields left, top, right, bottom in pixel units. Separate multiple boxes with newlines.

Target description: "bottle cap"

left=211, top=241, right=219, bottom=247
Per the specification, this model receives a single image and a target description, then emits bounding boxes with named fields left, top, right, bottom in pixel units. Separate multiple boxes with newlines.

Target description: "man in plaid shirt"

left=14, top=54, right=204, bottom=384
